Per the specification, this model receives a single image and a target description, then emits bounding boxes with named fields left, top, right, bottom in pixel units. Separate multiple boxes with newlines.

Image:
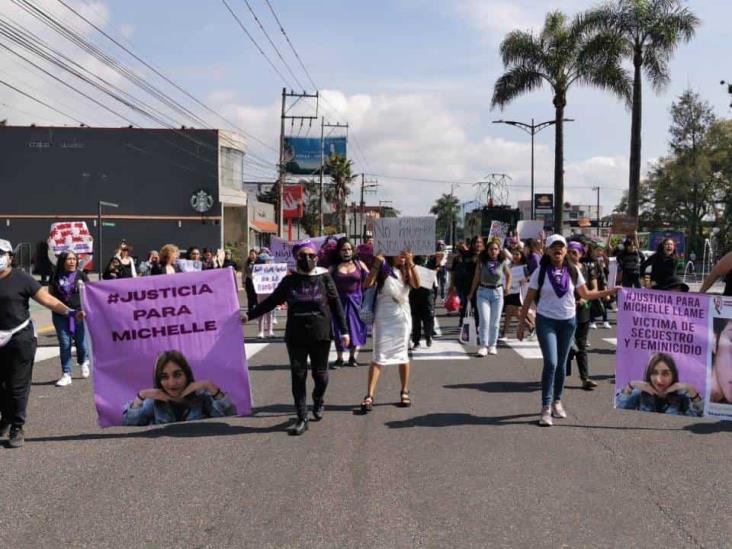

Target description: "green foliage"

left=429, top=193, right=460, bottom=240
left=325, top=154, right=357, bottom=234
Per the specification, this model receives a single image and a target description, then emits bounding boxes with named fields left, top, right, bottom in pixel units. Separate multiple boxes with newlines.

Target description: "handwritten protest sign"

left=373, top=217, right=436, bottom=256
left=81, top=269, right=251, bottom=427
left=612, top=214, right=638, bottom=235
left=252, top=263, right=288, bottom=294
left=516, top=220, right=544, bottom=241
left=415, top=265, right=437, bottom=289
left=271, top=235, right=339, bottom=270
left=615, top=288, right=710, bottom=419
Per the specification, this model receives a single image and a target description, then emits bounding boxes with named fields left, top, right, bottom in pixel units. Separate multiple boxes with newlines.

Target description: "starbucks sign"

left=190, top=189, right=214, bottom=213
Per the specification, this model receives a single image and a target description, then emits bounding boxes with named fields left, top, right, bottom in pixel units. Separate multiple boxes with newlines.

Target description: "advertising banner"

left=615, top=288, right=710, bottom=418
left=283, top=184, right=304, bottom=219
left=81, top=269, right=251, bottom=427
left=283, top=137, right=347, bottom=175
left=252, top=263, right=289, bottom=295
left=373, top=217, right=436, bottom=256
left=534, top=193, right=553, bottom=211
left=47, top=221, right=94, bottom=268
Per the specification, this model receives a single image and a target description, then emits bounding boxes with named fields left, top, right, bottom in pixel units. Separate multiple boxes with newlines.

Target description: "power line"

left=0, top=79, right=84, bottom=124
left=241, top=0, right=304, bottom=91
left=263, top=0, right=317, bottom=91
left=221, top=0, right=293, bottom=89
left=55, top=0, right=280, bottom=158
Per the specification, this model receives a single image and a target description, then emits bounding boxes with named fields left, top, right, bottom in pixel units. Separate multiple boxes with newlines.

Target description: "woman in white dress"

left=360, top=252, right=420, bottom=413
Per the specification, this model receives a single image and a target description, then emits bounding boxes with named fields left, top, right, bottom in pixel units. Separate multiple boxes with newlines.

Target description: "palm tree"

left=492, top=10, right=630, bottom=231
left=586, top=0, right=699, bottom=219
left=429, top=193, right=460, bottom=245
left=326, top=154, right=356, bottom=233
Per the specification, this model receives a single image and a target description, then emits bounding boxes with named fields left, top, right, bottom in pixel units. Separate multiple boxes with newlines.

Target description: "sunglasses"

left=298, top=253, right=317, bottom=259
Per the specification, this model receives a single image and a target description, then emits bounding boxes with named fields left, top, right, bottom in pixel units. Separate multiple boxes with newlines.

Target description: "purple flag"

left=615, top=288, right=709, bottom=418
left=82, top=269, right=251, bottom=427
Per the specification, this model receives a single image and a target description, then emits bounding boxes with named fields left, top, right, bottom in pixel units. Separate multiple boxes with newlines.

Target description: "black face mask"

left=340, top=251, right=353, bottom=261
left=297, top=256, right=316, bottom=272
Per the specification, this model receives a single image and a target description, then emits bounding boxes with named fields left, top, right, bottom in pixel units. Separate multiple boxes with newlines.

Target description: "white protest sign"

left=252, top=263, right=289, bottom=294
left=415, top=265, right=437, bottom=289
left=509, top=265, right=527, bottom=294
left=373, top=216, right=436, bottom=256
left=47, top=221, right=94, bottom=268
left=176, top=259, right=202, bottom=273
left=516, top=220, right=544, bottom=241
left=608, top=257, right=618, bottom=288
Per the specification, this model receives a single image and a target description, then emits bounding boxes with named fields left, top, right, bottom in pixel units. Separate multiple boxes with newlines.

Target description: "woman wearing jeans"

left=48, top=251, right=90, bottom=387
left=517, top=235, right=617, bottom=426
left=468, top=239, right=511, bottom=357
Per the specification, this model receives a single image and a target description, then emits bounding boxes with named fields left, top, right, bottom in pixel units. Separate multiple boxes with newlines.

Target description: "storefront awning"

left=250, top=219, right=278, bottom=233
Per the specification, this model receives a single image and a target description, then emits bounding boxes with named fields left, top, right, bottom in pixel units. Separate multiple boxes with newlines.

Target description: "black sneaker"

left=347, top=356, right=359, bottom=367
left=8, top=426, right=24, bottom=448
left=0, top=421, right=10, bottom=439
left=330, top=358, right=343, bottom=370
left=426, top=338, right=433, bottom=347
left=288, top=418, right=308, bottom=436
left=312, top=401, right=325, bottom=421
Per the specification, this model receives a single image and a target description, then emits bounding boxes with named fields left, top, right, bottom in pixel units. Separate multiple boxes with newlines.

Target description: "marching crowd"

left=2, top=230, right=732, bottom=446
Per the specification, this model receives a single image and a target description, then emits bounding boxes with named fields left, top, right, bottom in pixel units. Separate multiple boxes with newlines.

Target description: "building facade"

left=0, top=125, right=252, bottom=265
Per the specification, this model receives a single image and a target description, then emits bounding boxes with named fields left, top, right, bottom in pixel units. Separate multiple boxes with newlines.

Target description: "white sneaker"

left=488, top=346, right=497, bottom=355
left=552, top=400, right=567, bottom=418
left=55, top=373, right=72, bottom=387
left=257, top=330, right=265, bottom=339
left=79, top=360, right=90, bottom=378
left=602, top=322, right=612, bottom=329
left=539, top=406, right=553, bottom=426
left=268, top=329, right=275, bottom=338
left=589, top=323, right=598, bottom=330
left=477, top=346, right=488, bottom=357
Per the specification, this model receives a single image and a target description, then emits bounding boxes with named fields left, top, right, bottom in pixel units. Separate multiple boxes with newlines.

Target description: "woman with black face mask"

left=242, top=240, right=349, bottom=436
left=329, top=237, right=369, bottom=368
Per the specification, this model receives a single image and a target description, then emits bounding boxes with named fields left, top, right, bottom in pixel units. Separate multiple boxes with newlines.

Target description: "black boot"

left=8, top=426, right=24, bottom=448
left=312, top=400, right=325, bottom=421
left=288, top=417, right=309, bottom=436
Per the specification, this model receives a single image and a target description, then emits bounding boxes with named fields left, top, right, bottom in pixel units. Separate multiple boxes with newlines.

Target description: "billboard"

left=283, top=184, right=304, bottom=219
left=283, top=137, right=347, bottom=175
left=534, top=193, right=553, bottom=211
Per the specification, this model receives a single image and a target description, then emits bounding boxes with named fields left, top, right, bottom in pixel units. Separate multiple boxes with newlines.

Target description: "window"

left=220, top=147, right=244, bottom=190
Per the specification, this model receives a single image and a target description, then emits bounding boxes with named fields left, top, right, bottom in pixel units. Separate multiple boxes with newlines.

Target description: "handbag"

left=359, top=286, right=377, bottom=325
left=458, top=304, right=478, bottom=347
left=444, top=290, right=460, bottom=312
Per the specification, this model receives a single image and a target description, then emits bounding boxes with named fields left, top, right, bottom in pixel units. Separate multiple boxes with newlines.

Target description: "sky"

left=1, top=0, right=730, bottom=216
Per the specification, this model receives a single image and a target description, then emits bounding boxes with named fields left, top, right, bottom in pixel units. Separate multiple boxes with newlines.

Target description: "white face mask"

left=0, top=255, right=9, bottom=270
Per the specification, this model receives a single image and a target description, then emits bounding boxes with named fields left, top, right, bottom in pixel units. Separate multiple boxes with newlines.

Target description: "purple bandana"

left=548, top=265, right=570, bottom=298
left=58, top=271, right=79, bottom=333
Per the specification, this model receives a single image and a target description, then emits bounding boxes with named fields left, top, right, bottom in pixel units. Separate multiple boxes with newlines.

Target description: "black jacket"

left=49, top=270, right=89, bottom=309
left=249, top=269, right=348, bottom=344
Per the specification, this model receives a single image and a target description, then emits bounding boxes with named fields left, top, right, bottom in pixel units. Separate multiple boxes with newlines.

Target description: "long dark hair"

left=655, top=238, right=677, bottom=259
left=376, top=255, right=412, bottom=290
left=334, top=237, right=354, bottom=265
left=53, top=251, right=78, bottom=280
left=644, top=353, right=679, bottom=387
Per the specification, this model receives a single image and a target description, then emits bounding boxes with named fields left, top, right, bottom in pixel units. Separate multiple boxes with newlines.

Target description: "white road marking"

left=603, top=338, right=617, bottom=346
left=411, top=338, right=470, bottom=361
left=245, top=342, right=269, bottom=359
left=504, top=338, right=543, bottom=360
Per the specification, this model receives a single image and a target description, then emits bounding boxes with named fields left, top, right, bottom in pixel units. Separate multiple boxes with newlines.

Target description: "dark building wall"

left=0, top=126, right=223, bottom=263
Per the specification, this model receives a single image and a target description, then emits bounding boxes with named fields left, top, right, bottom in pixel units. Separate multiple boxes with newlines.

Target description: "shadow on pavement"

left=444, top=381, right=541, bottom=393
left=684, top=421, right=732, bottom=435
left=254, top=403, right=367, bottom=416
left=384, top=412, right=537, bottom=429
left=25, top=419, right=292, bottom=443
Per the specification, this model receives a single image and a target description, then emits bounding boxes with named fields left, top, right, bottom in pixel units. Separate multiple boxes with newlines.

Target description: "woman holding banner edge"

left=517, top=235, right=618, bottom=427
left=242, top=240, right=349, bottom=436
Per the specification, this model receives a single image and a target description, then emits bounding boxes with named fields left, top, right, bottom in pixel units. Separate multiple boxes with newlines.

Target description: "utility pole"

left=97, top=200, right=119, bottom=278
left=592, top=186, right=600, bottom=237
left=360, top=173, right=378, bottom=243
left=279, top=88, right=319, bottom=238
left=319, top=119, right=349, bottom=235
left=493, top=118, right=573, bottom=220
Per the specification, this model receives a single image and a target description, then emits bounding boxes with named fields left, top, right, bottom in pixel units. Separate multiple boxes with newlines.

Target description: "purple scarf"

left=58, top=271, right=78, bottom=333
left=548, top=265, right=570, bottom=298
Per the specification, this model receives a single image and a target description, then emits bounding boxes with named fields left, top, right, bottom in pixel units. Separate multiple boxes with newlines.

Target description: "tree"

left=429, top=193, right=460, bottom=244
left=586, top=0, right=699, bottom=218
left=492, top=10, right=630, bottom=231
left=325, top=154, right=356, bottom=234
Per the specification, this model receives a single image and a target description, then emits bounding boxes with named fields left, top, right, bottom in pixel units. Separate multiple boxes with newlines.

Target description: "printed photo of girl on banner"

left=708, top=298, right=732, bottom=419
left=615, top=288, right=709, bottom=418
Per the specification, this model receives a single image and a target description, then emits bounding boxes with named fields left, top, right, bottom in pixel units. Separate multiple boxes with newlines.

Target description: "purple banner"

left=82, top=269, right=251, bottom=427
left=615, top=288, right=710, bottom=418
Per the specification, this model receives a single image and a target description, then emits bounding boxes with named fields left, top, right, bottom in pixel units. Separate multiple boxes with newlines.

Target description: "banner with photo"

left=709, top=295, right=732, bottom=419
left=283, top=136, right=347, bottom=175
left=81, top=269, right=251, bottom=427
left=615, top=288, right=711, bottom=419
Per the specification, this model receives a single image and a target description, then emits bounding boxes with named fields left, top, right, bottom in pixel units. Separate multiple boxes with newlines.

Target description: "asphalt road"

left=2, top=307, right=731, bottom=548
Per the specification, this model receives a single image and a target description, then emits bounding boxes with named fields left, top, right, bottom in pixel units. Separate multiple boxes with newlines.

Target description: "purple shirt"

left=527, top=252, right=542, bottom=275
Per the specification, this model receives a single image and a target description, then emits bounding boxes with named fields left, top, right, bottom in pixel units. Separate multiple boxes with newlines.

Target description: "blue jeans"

left=477, top=287, right=503, bottom=348
left=52, top=312, right=88, bottom=375
left=535, top=314, right=576, bottom=407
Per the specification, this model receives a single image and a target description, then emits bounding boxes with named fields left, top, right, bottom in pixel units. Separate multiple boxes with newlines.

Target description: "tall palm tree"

left=326, top=154, right=356, bottom=233
left=429, top=193, right=460, bottom=245
left=492, top=11, right=630, bottom=231
left=586, top=0, right=699, bottom=219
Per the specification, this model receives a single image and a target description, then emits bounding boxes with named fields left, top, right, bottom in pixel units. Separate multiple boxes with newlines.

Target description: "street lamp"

left=492, top=118, right=574, bottom=220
